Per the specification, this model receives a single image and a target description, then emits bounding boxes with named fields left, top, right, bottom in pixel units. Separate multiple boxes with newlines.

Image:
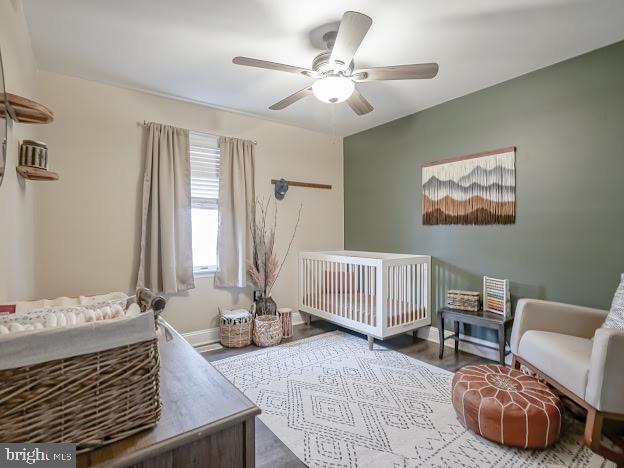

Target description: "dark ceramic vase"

left=254, top=293, right=277, bottom=316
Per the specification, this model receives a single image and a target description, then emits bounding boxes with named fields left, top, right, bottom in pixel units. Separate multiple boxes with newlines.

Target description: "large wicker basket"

left=0, top=339, right=160, bottom=452
left=253, top=314, right=282, bottom=347
left=0, top=293, right=162, bottom=453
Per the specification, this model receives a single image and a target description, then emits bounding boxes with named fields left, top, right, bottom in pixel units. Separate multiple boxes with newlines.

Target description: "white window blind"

left=190, top=132, right=220, bottom=273
left=190, top=132, right=220, bottom=209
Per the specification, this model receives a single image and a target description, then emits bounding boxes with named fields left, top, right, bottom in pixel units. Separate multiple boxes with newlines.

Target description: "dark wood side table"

left=438, top=307, right=513, bottom=366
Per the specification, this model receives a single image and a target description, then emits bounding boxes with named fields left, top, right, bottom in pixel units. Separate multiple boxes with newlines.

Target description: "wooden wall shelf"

left=16, top=166, right=59, bottom=181
left=0, top=93, right=54, bottom=124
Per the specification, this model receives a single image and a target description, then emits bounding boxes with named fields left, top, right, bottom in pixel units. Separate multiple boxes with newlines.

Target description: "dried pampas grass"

left=248, top=198, right=301, bottom=297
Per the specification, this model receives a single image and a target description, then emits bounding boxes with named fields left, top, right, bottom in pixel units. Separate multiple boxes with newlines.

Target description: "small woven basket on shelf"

left=253, top=315, right=282, bottom=347
left=219, top=305, right=253, bottom=348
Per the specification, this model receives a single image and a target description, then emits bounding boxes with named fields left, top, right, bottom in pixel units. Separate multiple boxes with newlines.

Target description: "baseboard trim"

left=182, top=327, right=220, bottom=348
left=183, top=316, right=508, bottom=364
left=182, top=313, right=305, bottom=348
left=415, top=326, right=512, bottom=365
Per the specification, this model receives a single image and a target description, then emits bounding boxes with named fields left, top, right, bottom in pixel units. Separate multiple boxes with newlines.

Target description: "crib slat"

left=322, top=260, right=325, bottom=311
left=401, top=265, right=405, bottom=325
left=398, top=265, right=402, bottom=326
left=310, top=259, right=313, bottom=309
left=354, top=264, right=358, bottom=323
left=317, top=260, right=321, bottom=311
left=395, top=265, right=399, bottom=327
left=388, top=265, right=392, bottom=327
left=312, top=260, right=316, bottom=309
left=388, top=266, right=392, bottom=328
left=344, top=263, right=348, bottom=319
left=405, top=263, right=409, bottom=324
left=394, top=266, right=398, bottom=327
left=372, top=265, right=376, bottom=326
left=358, top=264, right=362, bottom=323
left=336, top=262, right=340, bottom=317
left=324, top=260, right=328, bottom=313
left=397, top=265, right=405, bottom=325
left=367, top=265, right=370, bottom=325
left=304, top=259, right=308, bottom=307
left=349, top=265, right=356, bottom=320
left=418, top=263, right=423, bottom=320
left=411, top=263, right=415, bottom=323
left=386, top=266, right=391, bottom=327
left=352, top=263, right=356, bottom=322
left=330, top=261, right=334, bottom=314
left=422, top=263, right=426, bottom=320
left=368, top=265, right=372, bottom=325
left=408, top=264, right=412, bottom=324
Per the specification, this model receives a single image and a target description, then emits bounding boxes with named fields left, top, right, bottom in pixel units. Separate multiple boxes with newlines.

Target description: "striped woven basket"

left=219, top=306, right=253, bottom=348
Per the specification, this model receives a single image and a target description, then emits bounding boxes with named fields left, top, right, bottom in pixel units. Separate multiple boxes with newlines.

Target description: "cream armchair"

left=510, top=299, right=624, bottom=464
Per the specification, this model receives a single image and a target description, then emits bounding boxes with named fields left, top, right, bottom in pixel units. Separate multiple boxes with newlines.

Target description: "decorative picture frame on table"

left=483, top=276, right=512, bottom=319
left=422, top=146, right=516, bottom=225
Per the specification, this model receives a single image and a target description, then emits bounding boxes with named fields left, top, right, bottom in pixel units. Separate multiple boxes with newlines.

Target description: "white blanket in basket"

left=0, top=293, right=157, bottom=371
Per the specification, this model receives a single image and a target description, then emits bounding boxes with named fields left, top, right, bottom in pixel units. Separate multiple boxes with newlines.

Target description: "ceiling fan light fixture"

left=312, top=75, right=354, bottom=104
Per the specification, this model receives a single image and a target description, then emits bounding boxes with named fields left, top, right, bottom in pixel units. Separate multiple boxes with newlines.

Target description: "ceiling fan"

left=232, top=11, right=438, bottom=116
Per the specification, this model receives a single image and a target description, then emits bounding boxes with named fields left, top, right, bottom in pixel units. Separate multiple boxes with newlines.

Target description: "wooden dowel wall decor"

left=270, top=179, right=332, bottom=190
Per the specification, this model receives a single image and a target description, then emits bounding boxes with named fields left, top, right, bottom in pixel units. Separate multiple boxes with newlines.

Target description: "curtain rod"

left=138, top=120, right=257, bottom=144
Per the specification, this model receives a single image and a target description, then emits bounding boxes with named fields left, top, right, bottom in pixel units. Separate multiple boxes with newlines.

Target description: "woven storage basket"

left=0, top=340, right=160, bottom=452
left=219, top=305, right=253, bottom=348
left=253, top=314, right=282, bottom=347
left=0, top=296, right=161, bottom=454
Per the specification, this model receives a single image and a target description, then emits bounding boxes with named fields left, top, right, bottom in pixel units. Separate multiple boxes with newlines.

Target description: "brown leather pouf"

left=452, top=364, right=563, bottom=448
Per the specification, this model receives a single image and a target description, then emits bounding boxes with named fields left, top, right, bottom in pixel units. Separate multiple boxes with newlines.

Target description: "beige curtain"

left=137, top=122, right=195, bottom=293
left=215, top=137, right=255, bottom=288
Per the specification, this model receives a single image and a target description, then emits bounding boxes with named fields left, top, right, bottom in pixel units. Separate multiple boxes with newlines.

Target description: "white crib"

left=299, top=251, right=431, bottom=349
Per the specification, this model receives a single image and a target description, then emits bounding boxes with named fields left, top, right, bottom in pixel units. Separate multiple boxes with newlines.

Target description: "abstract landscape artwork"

left=422, top=146, right=516, bottom=225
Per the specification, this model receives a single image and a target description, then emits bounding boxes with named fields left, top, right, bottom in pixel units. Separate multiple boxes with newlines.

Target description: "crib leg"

left=304, top=313, right=311, bottom=326
left=368, top=335, right=374, bottom=351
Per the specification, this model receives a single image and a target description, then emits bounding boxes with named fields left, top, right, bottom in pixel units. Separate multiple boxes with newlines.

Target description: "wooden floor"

left=202, top=321, right=492, bottom=468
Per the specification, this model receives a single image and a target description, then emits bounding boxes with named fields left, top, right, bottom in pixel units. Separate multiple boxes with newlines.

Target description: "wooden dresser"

left=78, top=324, right=260, bottom=468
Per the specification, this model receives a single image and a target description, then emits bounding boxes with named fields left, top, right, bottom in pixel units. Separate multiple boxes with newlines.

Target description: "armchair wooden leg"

left=511, top=355, right=521, bottom=370
left=584, top=408, right=603, bottom=450
left=584, top=409, right=624, bottom=466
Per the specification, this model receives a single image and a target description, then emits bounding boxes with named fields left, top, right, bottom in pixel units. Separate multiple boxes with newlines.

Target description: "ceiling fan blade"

left=329, top=11, right=372, bottom=71
left=233, top=57, right=316, bottom=77
left=269, top=86, right=313, bottom=110
left=347, top=89, right=373, bottom=116
left=353, top=63, right=439, bottom=81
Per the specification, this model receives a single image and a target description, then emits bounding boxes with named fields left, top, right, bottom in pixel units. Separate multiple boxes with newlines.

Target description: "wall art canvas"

left=422, top=146, right=516, bottom=225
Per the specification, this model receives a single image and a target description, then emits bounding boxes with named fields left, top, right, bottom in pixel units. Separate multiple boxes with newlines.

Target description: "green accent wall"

left=344, top=41, right=624, bottom=341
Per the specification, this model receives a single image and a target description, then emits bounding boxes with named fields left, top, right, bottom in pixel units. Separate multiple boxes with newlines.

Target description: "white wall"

left=0, top=0, right=39, bottom=302
left=35, top=72, right=343, bottom=333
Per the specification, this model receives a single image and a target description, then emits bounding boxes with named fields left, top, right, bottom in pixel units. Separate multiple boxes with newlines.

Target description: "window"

left=190, top=132, right=220, bottom=274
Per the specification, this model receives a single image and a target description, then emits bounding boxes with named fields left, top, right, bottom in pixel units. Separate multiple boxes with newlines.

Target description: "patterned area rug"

left=213, top=331, right=612, bottom=468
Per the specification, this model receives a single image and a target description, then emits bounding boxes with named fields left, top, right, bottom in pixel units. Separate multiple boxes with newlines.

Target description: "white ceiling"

left=23, top=0, right=624, bottom=136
